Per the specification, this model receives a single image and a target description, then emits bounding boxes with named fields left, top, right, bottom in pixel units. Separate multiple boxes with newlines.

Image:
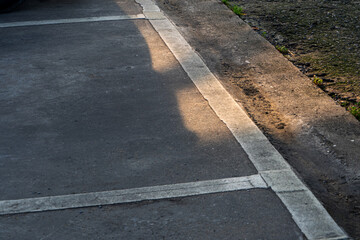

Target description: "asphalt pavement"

left=0, top=0, right=349, bottom=239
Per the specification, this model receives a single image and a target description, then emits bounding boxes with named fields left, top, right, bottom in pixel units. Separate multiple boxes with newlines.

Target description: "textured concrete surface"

left=154, top=0, right=359, bottom=237
left=0, top=18, right=256, bottom=200
left=0, top=0, right=349, bottom=239
left=0, top=190, right=304, bottom=240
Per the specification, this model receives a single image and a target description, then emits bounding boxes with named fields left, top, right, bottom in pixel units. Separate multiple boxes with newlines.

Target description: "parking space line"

left=136, top=0, right=349, bottom=239
left=0, top=14, right=146, bottom=28
left=0, top=175, right=266, bottom=215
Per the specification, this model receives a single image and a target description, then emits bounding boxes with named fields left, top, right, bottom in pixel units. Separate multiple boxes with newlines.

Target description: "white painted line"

left=0, top=14, right=146, bottom=28
left=260, top=170, right=308, bottom=192
left=277, top=190, right=349, bottom=240
left=0, top=175, right=266, bottom=215
left=136, top=0, right=349, bottom=239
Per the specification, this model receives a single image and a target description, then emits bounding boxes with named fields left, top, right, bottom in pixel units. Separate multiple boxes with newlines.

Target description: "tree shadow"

left=0, top=0, right=255, bottom=200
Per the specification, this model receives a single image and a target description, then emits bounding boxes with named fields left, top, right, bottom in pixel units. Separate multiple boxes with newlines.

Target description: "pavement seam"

left=135, top=0, right=350, bottom=239
left=0, top=175, right=266, bottom=215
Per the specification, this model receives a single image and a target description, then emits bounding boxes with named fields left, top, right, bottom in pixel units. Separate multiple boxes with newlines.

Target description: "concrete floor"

left=0, top=0, right=346, bottom=239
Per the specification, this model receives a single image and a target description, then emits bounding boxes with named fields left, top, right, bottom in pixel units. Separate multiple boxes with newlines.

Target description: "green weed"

left=232, top=5, right=244, bottom=16
left=276, top=45, right=289, bottom=55
left=349, top=103, right=360, bottom=120
left=313, top=75, right=323, bottom=86
left=222, top=0, right=244, bottom=16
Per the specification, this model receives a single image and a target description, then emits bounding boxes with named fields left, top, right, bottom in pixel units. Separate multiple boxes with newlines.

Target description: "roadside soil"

left=155, top=0, right=360, bottom=238
left=230, top=0, right=360, bottom=120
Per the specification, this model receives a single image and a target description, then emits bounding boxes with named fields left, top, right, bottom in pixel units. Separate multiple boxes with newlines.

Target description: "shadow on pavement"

left=0, top=0, right=256, bottom=201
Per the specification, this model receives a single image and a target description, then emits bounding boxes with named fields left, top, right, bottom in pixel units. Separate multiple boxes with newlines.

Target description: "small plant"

left=222, top=0, right=230, bottom=6
left=261, top=31, right=267, bottom=38
left=313, top=75, right=323, bottom=86
left=349, top=103, right=360, bottom=120
left=276, top=45, right=289, bottom=55
left=222, top=0, right=245, bottom=16
left=232, top=5, right=244, bottom=16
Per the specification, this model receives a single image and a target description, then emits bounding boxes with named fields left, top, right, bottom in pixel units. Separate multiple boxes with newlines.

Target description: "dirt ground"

left=229, top=0, right=360, bottom=120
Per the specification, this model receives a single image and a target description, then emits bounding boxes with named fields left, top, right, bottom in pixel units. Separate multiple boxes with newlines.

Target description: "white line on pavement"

left=0, top=14, right=146, bottom=28
left=136, top=0, right=349, bottom=239
left=0, top=175, right=266, bottom=215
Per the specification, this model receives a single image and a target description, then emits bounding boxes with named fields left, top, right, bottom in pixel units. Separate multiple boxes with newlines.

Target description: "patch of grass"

left=276, top=45, right=289, bottom=55
left=313, top=75, right=323, bottom=86
left=261, top=31, right=267, bottom=38
left=349, top=102, right=360, bottom=120
left=222, top=0, right=244, bottom=16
